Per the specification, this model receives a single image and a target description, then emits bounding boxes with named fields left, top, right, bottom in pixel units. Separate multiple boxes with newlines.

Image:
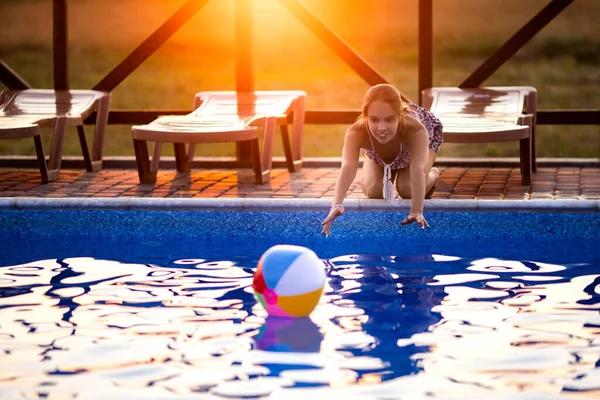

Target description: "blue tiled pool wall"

left=0, top=210, right=598, bottom=266
left=2, top=210, right=598, bottom=240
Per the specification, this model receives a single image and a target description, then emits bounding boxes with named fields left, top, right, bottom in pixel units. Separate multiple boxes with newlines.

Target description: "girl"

left=321, top=84, right=443, bottom=236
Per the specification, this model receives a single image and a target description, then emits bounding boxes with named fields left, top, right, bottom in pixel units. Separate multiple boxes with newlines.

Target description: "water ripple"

left=0, top=254, right=598, bottom=399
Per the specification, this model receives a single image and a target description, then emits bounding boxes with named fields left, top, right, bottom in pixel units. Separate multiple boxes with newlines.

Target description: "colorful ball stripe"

left=253, top=245, right=325, bottom=318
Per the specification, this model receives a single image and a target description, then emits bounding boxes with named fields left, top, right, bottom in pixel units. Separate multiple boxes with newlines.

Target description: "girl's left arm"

left=404, top=124, right=430, bottom=226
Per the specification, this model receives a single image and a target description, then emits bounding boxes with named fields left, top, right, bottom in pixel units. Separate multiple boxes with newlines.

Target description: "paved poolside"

left=0, top=157, right=598, bottom=202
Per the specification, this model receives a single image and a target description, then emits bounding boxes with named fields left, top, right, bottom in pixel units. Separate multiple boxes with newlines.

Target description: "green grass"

left=0, top=0, right=598, bottom=159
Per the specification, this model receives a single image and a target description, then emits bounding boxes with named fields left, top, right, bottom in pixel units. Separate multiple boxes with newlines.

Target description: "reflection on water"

left=0, top=254, right=598, bottom=399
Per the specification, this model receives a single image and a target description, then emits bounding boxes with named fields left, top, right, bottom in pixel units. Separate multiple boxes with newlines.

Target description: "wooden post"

left=235, top=0, right=254, bottom=161
left=418, top=0, right=432, bottom=106
left=236, top=0, right=254, bottom=93
left=53, top=0, right=69, bottom=90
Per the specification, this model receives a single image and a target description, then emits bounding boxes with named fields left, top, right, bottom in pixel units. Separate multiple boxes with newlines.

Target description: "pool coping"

left=0, top=197, right=598, bottom=212
left=2, top=155, right=599, bottom=169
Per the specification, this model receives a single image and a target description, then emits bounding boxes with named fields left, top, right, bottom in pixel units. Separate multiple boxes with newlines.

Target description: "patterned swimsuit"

left=363, top=103, right=443, bottom=170
left=363, top=103, right=444, bottom=201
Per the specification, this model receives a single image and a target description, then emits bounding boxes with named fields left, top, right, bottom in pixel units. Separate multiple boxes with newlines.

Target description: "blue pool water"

left=0, top=209, right=599, bottom=399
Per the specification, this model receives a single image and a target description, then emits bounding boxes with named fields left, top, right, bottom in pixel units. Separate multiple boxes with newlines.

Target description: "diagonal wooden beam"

left=460, top=0, right=574, bottom=88
left=276, top=0, right=412, bottom=103
left=0, top=60, right=30, bottom=89
left=93, top=0, right=210, bottom=92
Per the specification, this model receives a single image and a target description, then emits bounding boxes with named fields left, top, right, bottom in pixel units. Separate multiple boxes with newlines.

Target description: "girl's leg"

left=361, top=156, right=387, bottom=198
left=395, top=149, right=440, bottom=199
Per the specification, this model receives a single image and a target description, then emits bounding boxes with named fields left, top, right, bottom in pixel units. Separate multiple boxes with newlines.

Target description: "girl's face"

left=366, top=100, right=399, bottom=144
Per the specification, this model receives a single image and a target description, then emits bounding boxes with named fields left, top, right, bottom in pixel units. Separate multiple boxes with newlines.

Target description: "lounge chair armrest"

left=518, top=113, right=534, bottom=126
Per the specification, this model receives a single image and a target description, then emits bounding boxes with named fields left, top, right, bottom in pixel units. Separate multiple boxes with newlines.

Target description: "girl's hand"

left=321, top=205, right=345, bottom=237
left=400, top=212, right=429, bottom=229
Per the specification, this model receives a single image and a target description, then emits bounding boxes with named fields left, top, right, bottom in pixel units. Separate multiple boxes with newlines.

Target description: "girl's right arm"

left=321, top=126, right=362, bottom=237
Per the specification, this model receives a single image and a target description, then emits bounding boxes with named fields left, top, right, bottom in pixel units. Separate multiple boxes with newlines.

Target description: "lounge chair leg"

left=257, top=116, right=277, bottom=183
left=91, top=94, right=110, bottom=171
left=527, top=91, right=537, bottom=172
left=250, top=138, right=268, bottom=184
left=519, top=137, right=532, bottom=185
left=45, top=116, right=67, bottom=182
left=279, top=120, right=296, bottom=172
left=174, top=143, right=191, bottom=173
left=531, top=124, right=537, bottom=173
left=77, top=125, right=95, bottom=172
left=133, top=138, right=157, bottom=183
left=290, top=94, right=305, bottom=171
left=187, top=143, right=196, bottom=162
left=150, top=142, right=163, bottom=173
left=33, top=134, right=50, bottom=183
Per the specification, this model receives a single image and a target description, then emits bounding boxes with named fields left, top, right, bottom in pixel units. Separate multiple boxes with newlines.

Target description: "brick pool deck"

left=0, top=157, right=598, bottom=201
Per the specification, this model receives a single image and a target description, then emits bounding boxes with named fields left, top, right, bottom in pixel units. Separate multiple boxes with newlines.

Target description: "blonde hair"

left=359, top=84, right=408, bottom=130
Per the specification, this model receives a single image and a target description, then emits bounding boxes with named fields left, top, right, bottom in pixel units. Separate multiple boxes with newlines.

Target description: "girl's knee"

left=362, top=181, right=383, bottom=199
left=396, top=181, right=412, bottom=199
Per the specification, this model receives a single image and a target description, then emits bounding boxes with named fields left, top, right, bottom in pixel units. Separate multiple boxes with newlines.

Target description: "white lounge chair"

left=131, top=90, right=306, bottom=184
left=0, top=89, right=110, bottom=182
left=422, top=86, right=536, bottom=184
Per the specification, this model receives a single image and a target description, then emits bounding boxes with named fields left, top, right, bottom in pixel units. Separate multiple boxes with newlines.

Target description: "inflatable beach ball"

left=252, top=245, right=326, bottom=318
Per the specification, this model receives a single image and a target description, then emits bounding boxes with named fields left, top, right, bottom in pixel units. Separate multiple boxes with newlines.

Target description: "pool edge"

left=0, top=197, right=598, bottom=213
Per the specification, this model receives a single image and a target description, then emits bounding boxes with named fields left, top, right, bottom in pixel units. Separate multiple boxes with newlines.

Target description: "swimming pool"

left=0, top=199, right=598, bottom=399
